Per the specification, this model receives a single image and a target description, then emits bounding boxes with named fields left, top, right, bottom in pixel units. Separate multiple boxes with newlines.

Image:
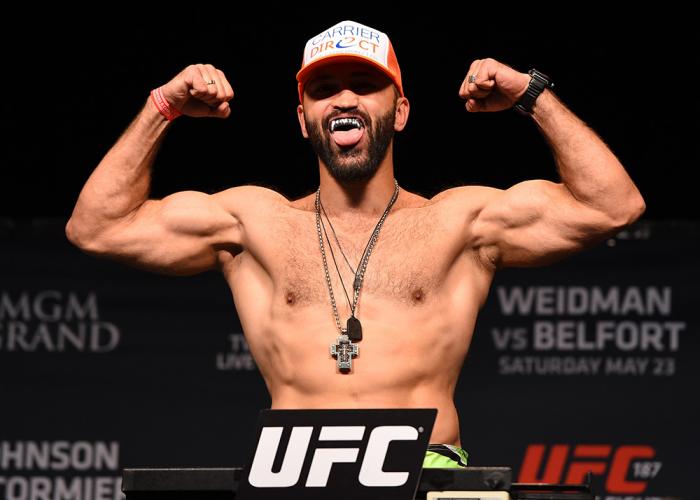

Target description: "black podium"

left=122, top=467, right=593, bottom=500
left=122, top=410, right=592, bottom=499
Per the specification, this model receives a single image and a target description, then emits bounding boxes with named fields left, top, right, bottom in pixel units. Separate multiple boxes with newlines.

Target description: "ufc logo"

left=248, top=425, right=418, bottom=488
left=519, top=444, right=656, bottom=494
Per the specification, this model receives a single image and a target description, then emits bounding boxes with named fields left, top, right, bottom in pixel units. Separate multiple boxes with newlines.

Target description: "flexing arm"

left=65, top=64, right=255, bottom=275
left=457, top=58, right=645, bottom=268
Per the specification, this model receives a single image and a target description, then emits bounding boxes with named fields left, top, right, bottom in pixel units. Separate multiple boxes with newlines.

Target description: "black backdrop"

left=0, top=8, right=697, bottom=219
left=1, top=8, right=698, bottom=500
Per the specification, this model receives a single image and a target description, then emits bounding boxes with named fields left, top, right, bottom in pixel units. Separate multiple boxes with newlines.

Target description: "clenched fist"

left=157, top=64, right=234, bottom=119
left=459, top=58, right=532, bottom=113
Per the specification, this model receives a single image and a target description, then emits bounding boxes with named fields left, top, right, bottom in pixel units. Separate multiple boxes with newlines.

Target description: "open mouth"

left=328, top=117, right=365, bottom=148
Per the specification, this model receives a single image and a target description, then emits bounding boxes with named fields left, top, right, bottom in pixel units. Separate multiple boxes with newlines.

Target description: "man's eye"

left=309, top=84, right=337, bottom=98
left=352, top=81, right=378, bottom=93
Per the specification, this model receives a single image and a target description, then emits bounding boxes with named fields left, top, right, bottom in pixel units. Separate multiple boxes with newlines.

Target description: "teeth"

left=330, top=117, right=363, bottom=132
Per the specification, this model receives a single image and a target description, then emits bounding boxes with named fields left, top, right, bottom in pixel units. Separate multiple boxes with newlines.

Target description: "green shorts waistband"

left=423, top=444, right=468, bottom=468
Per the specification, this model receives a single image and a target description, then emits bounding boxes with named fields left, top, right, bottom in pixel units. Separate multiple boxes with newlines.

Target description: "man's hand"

left=159, top=64, right=234, bottom=118
left=459, top=58, right=531, bottom=112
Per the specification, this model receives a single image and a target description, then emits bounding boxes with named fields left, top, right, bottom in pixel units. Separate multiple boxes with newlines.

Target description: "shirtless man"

left=65, top=20, right=645, bottom=467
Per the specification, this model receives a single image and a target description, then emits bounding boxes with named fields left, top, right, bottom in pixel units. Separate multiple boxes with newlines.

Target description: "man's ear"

left=297, top=104, right=309, bottom=138
left=393, top=96, right=410, bottom=132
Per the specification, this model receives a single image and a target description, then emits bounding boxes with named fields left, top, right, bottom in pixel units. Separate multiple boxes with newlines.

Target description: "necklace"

left=318, top=200, right=377, bottom=318
left=320, top=201, right=360, bottom=275
left=315, top=179, right=400, bottom=372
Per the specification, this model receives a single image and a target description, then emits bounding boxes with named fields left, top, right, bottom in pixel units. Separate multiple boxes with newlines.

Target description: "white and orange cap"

left=296, top=20, right=404, bottom=102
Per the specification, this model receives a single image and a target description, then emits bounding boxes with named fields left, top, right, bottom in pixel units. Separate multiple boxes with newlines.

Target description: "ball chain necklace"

left=315, top=179, right=400, bottom=372
left=318, top=199, right=381, bottom=325
left=320, top=201, right=360, bottom=276
left=318, top=210, right=360, bottom=326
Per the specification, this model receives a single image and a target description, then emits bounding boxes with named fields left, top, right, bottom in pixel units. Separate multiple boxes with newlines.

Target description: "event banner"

left=0, top=218, right=696, bottom=500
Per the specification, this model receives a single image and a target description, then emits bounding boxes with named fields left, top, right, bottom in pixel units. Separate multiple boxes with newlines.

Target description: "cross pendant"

left=330, top=333, right=359, bottom=372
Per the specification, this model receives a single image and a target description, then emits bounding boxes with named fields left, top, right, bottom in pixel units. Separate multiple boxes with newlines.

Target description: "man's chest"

left=262, top=209, right=469, bottom=308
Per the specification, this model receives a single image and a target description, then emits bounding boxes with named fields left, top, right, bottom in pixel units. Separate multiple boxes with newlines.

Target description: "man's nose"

left=332, top=88, right=360, bottom=109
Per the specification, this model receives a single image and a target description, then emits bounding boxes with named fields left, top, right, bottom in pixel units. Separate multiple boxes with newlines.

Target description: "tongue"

left=331, top=128, right=364, bottom=147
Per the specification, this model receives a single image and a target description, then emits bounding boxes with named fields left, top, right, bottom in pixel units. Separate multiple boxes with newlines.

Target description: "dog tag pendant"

left=346, top=315, right=362, bottom=341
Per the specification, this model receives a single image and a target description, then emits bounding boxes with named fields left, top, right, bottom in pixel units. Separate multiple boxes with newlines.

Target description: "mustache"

left=323, top=109, right=371, bottom=131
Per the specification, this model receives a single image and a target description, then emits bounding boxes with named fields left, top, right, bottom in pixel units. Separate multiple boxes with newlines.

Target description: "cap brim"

left=296, top=53, right=402, bottom=98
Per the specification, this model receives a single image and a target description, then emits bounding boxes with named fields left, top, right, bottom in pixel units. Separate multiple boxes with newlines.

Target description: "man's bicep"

left=472, top=180, right=616, bottom=268
left=92, top=190, right=244, bottom=276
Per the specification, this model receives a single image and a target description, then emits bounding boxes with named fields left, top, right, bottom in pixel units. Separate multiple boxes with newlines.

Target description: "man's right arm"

left=65, top=64, right=263, bottom=275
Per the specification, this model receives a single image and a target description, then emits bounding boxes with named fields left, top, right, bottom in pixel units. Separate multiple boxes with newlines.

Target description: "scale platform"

left=122, top=467, right=593, bottom=499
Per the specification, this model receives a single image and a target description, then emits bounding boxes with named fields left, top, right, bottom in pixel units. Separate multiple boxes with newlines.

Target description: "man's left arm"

left=458, top=58, right=646, bottom=268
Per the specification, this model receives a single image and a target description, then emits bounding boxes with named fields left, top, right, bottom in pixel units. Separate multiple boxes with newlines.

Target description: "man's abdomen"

left=270, top=379, right=462, bottom=447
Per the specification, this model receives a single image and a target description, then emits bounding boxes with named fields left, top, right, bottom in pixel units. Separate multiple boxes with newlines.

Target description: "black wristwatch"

left=514, top=69, right=554, bottom=115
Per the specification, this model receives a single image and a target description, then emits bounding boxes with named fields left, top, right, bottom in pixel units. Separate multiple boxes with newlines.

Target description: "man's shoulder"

left=429, top=185, right=503, bottom=210
left=212, top=185, right=292, bottom=212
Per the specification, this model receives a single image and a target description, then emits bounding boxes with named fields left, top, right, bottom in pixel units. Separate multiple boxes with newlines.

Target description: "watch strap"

left=514, top=69, right=554, bottom=115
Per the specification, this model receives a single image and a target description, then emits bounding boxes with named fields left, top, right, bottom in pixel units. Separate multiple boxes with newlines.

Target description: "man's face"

left=298, top=62, right=404, bottom=183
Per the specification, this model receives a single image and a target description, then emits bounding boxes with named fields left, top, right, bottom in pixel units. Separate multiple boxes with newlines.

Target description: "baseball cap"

left=296, top=20, right=403, bottom=102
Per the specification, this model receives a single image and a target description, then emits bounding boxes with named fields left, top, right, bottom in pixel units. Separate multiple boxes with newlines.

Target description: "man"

left=65, top=20, right=645, bottom=468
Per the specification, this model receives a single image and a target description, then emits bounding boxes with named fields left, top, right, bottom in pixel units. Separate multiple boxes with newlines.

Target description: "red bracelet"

left=150, top=87, right=182, bottom=121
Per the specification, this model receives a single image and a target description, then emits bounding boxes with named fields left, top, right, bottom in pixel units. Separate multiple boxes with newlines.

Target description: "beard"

left=305, top=104, right=396, bottom=183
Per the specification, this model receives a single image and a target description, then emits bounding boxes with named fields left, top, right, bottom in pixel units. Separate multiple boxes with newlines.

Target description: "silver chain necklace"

left=320, top=201, right=359, bottom=275
left=315, top=179, right=399, bottom=372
